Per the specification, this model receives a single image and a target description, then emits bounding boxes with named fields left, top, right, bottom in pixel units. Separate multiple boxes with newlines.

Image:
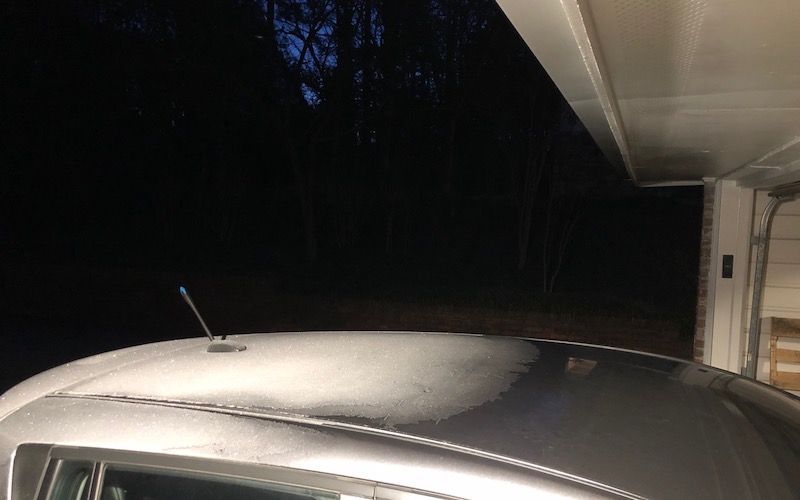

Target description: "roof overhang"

left=495, top=0, right=800, bottom=189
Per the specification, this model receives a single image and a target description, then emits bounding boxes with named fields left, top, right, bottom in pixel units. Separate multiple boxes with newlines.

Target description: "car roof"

left=3, top=331, right=800, bottom=499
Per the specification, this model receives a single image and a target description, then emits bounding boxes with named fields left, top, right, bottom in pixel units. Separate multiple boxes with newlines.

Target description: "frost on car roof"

left=60, top=332, right=540, bottom=428
left=49, top=332, right=800, bottom=499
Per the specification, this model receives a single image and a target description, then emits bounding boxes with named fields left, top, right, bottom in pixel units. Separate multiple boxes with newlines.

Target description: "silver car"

left=2, top=331, right=800, bottom=499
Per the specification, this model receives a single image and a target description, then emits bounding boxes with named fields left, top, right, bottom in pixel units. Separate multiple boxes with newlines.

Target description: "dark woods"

left=1, top=0, right=691, bottom=302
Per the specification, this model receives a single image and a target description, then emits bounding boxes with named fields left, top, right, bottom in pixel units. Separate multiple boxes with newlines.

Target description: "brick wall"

left=694, top=181, right=716, bottom=363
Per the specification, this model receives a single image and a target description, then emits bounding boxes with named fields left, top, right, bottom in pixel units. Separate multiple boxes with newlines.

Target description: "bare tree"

left=514, top=129, right=549, bottom=271
left=542, top=188, right=581, bottom=293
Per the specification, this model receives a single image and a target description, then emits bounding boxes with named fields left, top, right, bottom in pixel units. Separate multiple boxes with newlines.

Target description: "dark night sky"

left=0, top=0, right=702, bottom=393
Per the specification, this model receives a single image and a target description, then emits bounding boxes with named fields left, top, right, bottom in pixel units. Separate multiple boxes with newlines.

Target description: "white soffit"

left=495, top=0, right=800, bottom=188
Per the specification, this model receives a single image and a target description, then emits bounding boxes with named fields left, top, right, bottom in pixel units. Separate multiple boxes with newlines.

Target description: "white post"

left=706, top=180, right=755, bottom=372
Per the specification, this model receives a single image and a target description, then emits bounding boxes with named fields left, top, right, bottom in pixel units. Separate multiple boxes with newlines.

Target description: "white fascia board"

left=495, top=0, right=631, bottom=180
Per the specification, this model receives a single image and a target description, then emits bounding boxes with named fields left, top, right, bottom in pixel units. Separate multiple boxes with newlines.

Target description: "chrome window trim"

left=45, top=447, right=374, bottom=499
left=87, top=463, right=101, bottom=500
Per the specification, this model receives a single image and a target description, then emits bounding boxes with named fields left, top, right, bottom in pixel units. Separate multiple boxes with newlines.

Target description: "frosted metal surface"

left=59, top=332, right=539, bottom=428
left=2, top=333, right=800, bottom=499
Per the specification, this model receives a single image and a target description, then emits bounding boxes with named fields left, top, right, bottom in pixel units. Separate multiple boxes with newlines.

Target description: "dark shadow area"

left=0, top=0, right=702, bottom=393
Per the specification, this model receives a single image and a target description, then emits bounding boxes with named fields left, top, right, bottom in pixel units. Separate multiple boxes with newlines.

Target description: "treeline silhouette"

left=1, top=0, right=699, bottom=308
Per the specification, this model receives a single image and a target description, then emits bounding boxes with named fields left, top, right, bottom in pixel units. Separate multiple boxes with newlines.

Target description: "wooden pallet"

left=769, top=317, right=800, bottom=390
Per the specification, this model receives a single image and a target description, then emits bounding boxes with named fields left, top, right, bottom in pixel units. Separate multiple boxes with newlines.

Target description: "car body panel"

left=0, top=397, right=626, bottom=499
left=2, top=332, right=800, bottom=499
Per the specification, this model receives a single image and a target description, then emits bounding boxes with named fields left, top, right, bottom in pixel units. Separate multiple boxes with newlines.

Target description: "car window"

left=36, top=459, right=340, bottom=500
left=39, top=460, right=94, bottom=500
left=98, top=464, right=338, bottom=500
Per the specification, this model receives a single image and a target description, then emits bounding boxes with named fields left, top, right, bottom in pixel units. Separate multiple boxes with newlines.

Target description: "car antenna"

left=179, top=286, right=215, bottom=341
left=179, top=286, right=245, bottom=352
